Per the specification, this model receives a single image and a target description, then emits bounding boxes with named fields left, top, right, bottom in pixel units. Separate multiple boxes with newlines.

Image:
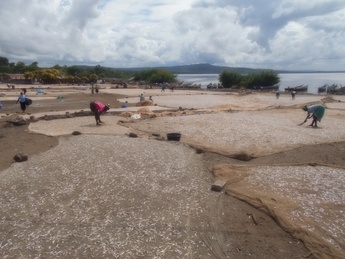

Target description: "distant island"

left=113, top=63, right=345, bottom=74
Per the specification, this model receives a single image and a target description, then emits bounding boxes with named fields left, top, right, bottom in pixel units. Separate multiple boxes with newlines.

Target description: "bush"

left=134, top=69, right=177, bottom=84
left=219, top=70, right=280, bottom=89
left=219, top=70, right=243, bottom=88
left=243, top=70, right=280, bottom=88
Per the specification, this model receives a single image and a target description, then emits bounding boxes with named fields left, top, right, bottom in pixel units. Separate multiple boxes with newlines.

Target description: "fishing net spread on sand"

left=212, top=164, right=345, bottom=259
left=136, top=107, right=153, bottom=115
left=136, top=100, right=154, bottom=106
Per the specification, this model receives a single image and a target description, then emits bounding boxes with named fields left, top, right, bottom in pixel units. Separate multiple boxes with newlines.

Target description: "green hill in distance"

left=114, top=63, right=262, bottom=74
left=112, top=63, right=345, bottom=74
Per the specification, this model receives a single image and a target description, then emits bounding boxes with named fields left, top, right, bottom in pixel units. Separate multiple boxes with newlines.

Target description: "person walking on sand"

left=291, top=91, right=296, bottom=100
left=301, top=104, right=325, bottom=127
left=16, top=92, right=27, bottom=112
left=276, top=90, right=280, bottom=99
left=90, top=101, right=110, bottom=125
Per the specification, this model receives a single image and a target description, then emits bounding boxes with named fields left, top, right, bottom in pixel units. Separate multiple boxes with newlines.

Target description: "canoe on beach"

left=326, top=83, right=345, bottom=95
left=318, top=84, right=328, bottom=93
left=284, top=84, right=308, bottom=92
left=252, top=84, right=280, bottom=90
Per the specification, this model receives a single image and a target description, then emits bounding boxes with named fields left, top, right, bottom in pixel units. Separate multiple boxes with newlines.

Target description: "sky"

left=0, top=0, right=344, bottom=71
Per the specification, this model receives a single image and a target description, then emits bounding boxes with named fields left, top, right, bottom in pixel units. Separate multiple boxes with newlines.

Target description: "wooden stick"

left=298, top=120, right=306, bottom=126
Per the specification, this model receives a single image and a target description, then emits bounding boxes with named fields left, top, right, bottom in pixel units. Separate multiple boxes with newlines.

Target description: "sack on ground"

left=25, top=98, right=32, bottom=105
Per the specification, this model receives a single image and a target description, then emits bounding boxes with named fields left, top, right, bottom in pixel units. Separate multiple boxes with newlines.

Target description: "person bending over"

left=302, top=104, right=325, bottom=127
left=90, top=101, right=110, bottom=125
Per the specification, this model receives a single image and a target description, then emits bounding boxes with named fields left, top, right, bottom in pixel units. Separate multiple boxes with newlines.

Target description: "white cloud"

left=268, top=5, right=345, bottom=70
left=172, top=6, right=264, bottom=66
left=0, top=0, right=344, bottom=70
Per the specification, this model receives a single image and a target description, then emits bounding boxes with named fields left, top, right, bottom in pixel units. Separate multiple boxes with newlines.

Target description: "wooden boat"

left=338, top=86, right=345, bottom=95
left=327, top=84, right=345, bottom=95
left=318, top=84, right=328, bottom=93
left=252, top=84, right=280, bottom=90
left=284, top=84, right=308, bottom=92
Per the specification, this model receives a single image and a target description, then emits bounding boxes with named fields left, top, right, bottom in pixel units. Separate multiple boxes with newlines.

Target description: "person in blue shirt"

left=16, top=92, right=27, bottom=112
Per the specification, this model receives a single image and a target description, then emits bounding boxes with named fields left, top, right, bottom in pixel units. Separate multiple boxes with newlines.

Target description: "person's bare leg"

left=311, top=117, right=317, bottom=127
left=95, top=112, right=101, bottom=125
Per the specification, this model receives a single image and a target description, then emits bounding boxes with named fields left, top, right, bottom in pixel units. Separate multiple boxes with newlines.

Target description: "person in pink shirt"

left=90, top=101, right=110, bottom=125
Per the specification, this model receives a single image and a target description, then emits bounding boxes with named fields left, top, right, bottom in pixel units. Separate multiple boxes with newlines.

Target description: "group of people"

left=13, top=87, right=325, bottom=128
left=91, top=85, right=100, bottom=94
left=89, top=92, right=156, bottom=125
left=89, top=100, right=325, bottom=127
left=274, top=89, right=325, bottom=127
left=14, top=88, right=110, bottom=125
left=275, top=90, right=296, bottom=100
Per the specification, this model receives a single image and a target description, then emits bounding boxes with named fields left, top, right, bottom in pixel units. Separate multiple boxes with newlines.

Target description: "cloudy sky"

left=0, top=0, right=344, bottom=70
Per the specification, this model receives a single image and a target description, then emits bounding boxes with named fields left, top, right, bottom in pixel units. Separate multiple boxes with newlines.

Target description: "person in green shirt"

left=302, top=104, right=325, bottom=127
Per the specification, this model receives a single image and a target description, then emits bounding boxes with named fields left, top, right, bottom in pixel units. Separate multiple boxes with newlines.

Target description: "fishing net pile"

left=213, top=164, right=345, bottom=258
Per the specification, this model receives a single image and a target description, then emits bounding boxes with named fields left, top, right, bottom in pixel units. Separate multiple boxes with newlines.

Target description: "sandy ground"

left=0, top=83, right=345, bottom=258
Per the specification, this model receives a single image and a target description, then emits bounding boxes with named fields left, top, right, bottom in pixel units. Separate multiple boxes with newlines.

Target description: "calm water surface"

left=177, top=73, right=345, bottom=94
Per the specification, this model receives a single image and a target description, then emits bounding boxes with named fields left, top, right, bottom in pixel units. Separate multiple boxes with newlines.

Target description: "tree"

left=30, top=69, right=64, bottom=84
left=89, top=73, right=98, bottom=83
left=94, top=65, right=102, bottom=75
left=0, top=56, right=9, bottom=66
left=24, top=71, right=34, bottom=80
left=66, top=66, right=83, bottom=76
left=26, top=61, right=39, bottom=72
left=14, top=61, right=26, bottom=73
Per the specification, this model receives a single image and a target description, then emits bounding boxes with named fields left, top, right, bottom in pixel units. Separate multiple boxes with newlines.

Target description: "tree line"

left=219, top=70, right=280, bottom=88
left=0, top=57, right=134, bottom=84
left=0, top=56, right=279, bottom=88
left=0, top=56, right=178, bottom=85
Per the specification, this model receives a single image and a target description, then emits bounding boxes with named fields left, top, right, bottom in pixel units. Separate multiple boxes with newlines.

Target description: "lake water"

left=177, top=73, right=345, bottom=94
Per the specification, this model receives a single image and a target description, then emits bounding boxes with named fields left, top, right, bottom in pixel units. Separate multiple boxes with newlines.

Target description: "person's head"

left=302, top=105, right=308, bottom=111
left=105, top=104, right=110, bottom=111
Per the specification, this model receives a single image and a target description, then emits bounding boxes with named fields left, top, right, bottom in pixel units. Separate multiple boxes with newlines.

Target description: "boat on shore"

left=326, top=84, right=345, bottom=95
left=284, top=84, right=308, bottom=92
left=318, top=84, right=328, bottom=93
left=252, top=84, right=280, bottom=90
